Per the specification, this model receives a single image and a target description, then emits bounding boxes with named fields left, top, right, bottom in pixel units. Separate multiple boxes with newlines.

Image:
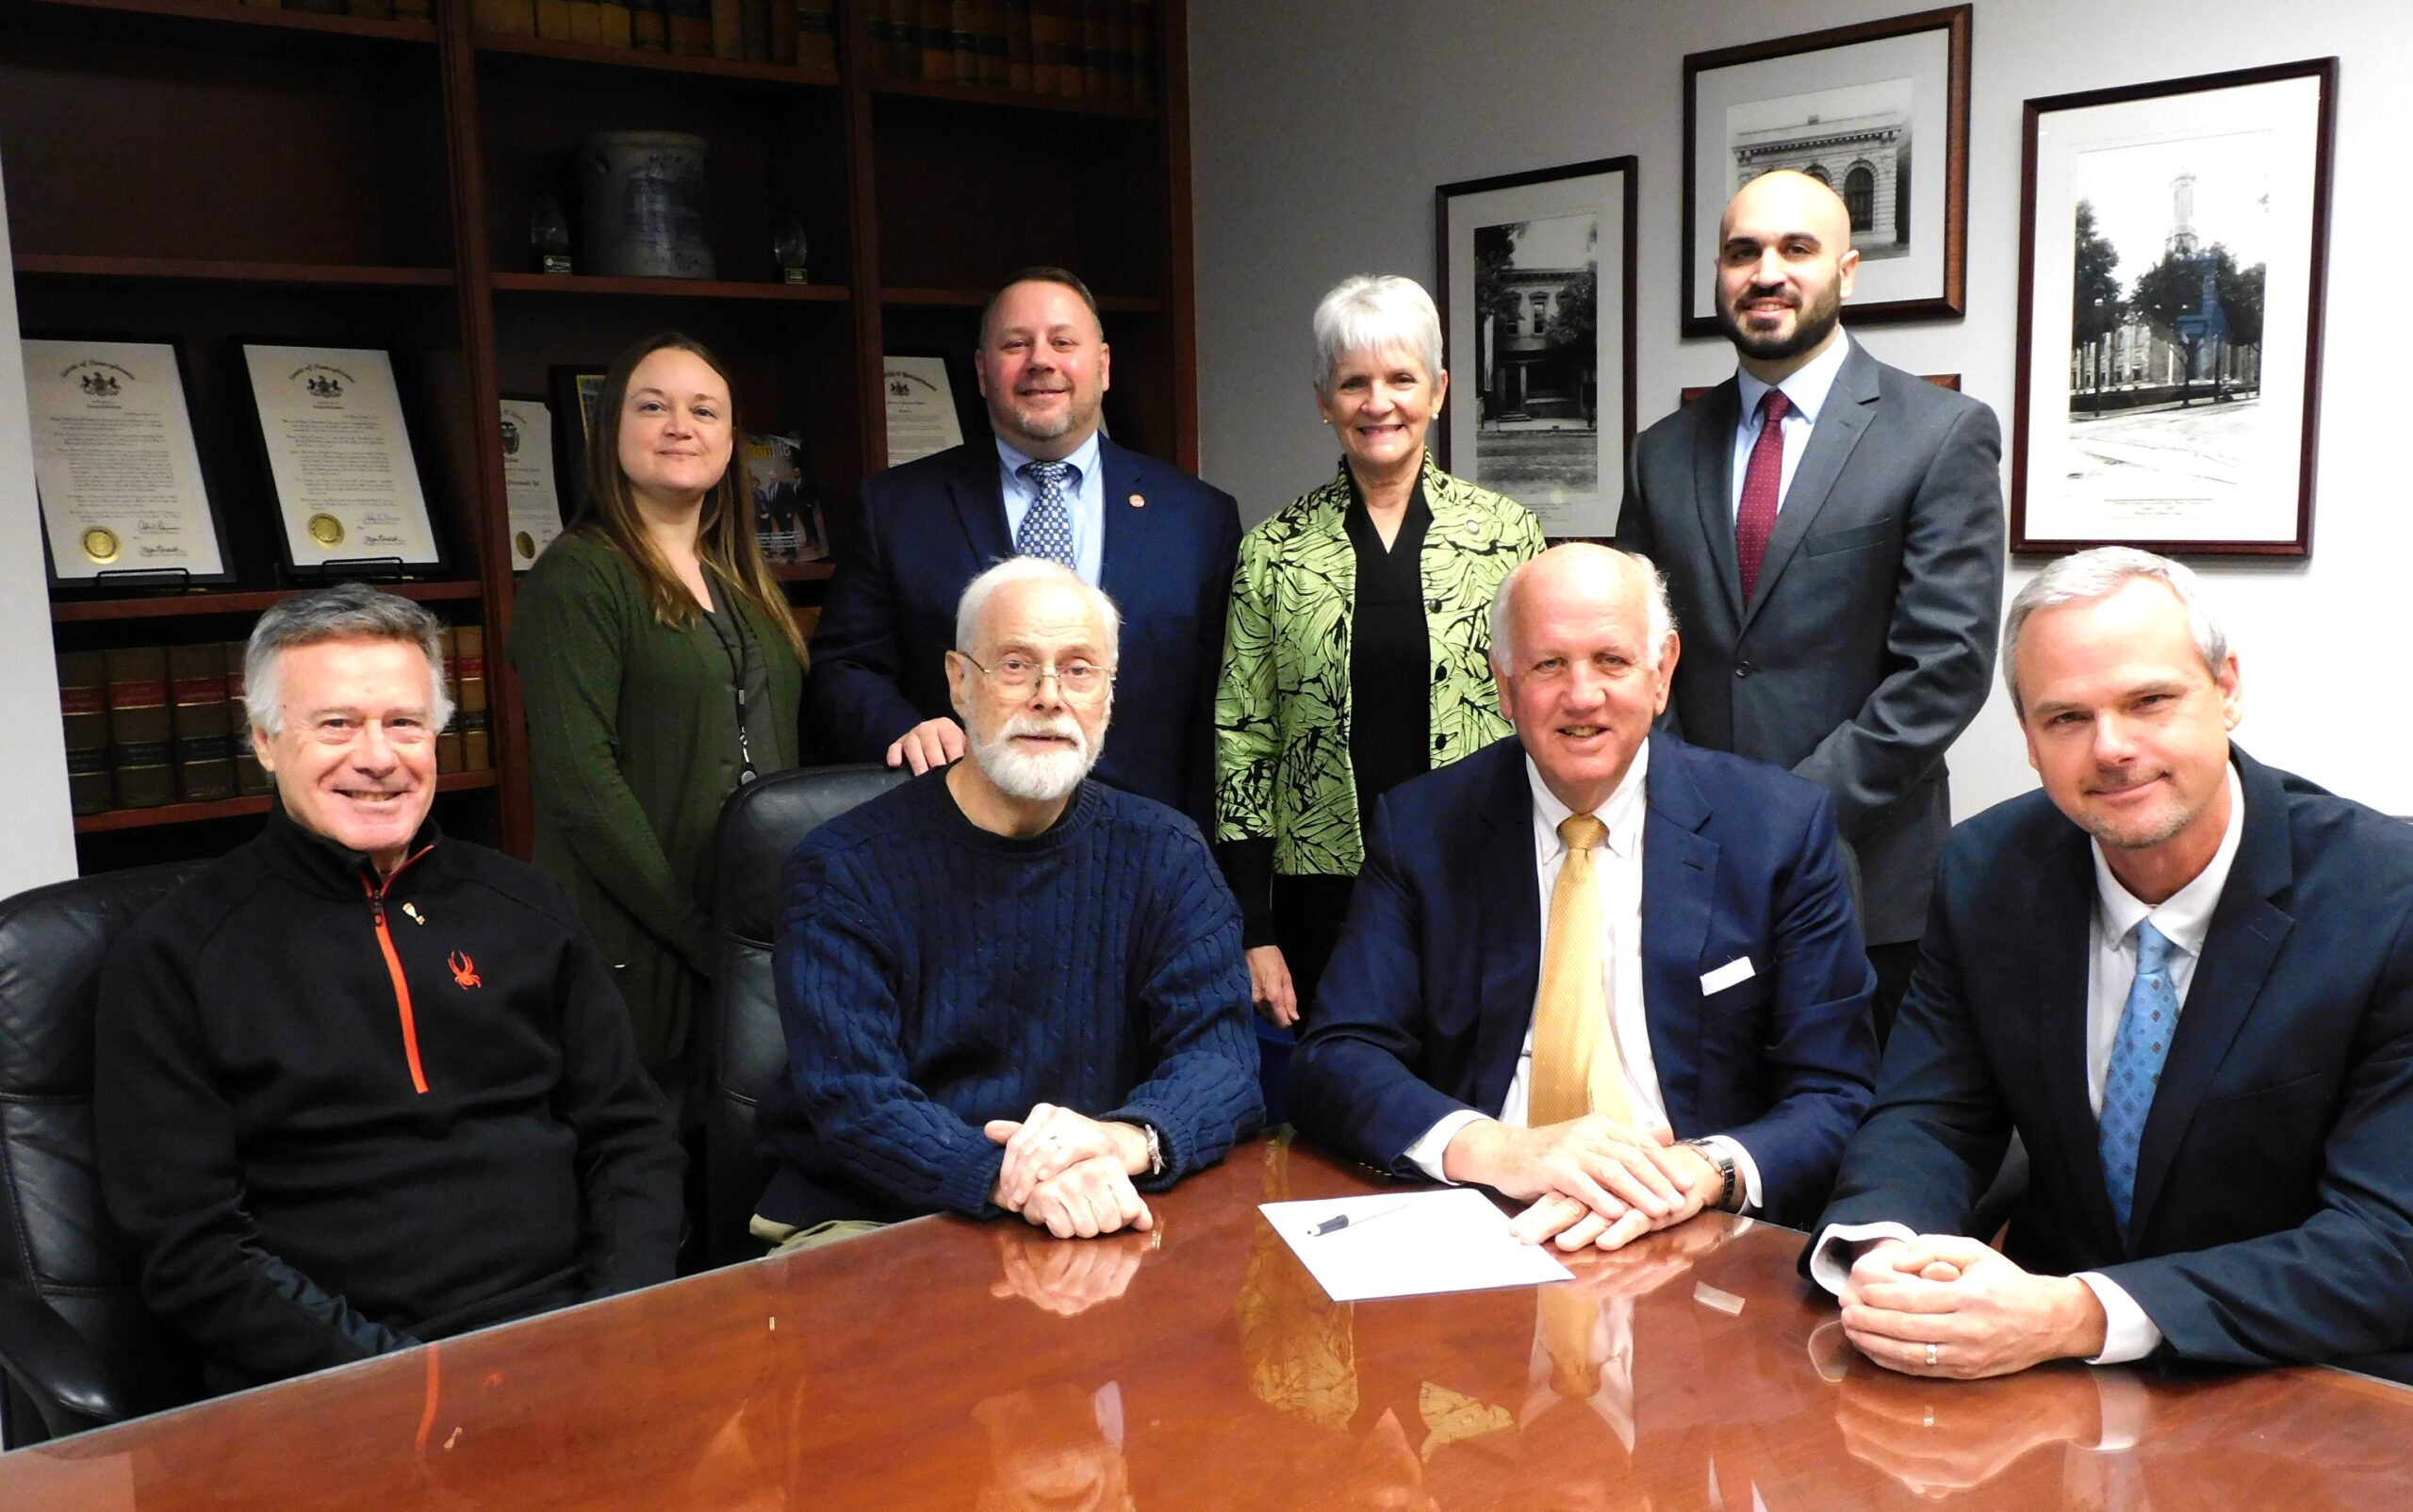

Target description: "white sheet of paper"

left=1259, top=1188, right=1573, bottom=1303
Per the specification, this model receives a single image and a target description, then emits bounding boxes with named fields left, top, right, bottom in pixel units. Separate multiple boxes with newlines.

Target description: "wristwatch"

left=1118, top=1119, right=1166, bottom=1178
left=1679, top=1139, right=1739, bottom=1212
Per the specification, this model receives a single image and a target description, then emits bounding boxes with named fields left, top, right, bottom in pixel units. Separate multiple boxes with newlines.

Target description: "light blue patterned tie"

left=1016, top=460, right=1076, bottom=567
left=2100, top=920, right=2179, bottom=1237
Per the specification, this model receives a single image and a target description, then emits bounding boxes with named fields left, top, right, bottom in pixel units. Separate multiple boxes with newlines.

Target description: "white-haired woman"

left=1215, top=274, right=1543, bottom=1055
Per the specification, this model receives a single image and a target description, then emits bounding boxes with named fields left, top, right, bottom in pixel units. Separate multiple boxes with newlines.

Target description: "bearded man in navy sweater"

left=755, top=558, right=1262, bottom=1248
left=94, top=586, right=681, bottom=1395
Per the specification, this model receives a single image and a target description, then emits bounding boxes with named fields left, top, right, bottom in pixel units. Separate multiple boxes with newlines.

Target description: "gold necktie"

left=1528, top=813, right=1632, bottom=1128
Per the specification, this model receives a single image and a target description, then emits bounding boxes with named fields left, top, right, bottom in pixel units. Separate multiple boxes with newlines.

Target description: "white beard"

left=971, top=710, right=1106, bottom=802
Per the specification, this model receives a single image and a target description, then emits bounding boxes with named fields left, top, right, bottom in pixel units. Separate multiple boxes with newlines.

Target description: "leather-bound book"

left=170, top=642, right=235, bottom=803
left=57, top=649, right=112, bottom=815
left=107, top=646, right=176, bottom=809
left=455, top=626, right=491, bottom=770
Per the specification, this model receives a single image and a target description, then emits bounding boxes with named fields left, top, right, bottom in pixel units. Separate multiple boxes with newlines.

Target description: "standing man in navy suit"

left=806, top=267, right=1240, bottom=825
left=1616, top=171, right=2005, bottom=1041
left=1809, top=549, right=2413, bottom=1383
left=1293, top=544, right=1876, bottom=1246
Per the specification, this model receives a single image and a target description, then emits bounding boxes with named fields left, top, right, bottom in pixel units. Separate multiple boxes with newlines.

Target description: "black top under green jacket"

left=511, top=533, right=805, bottom=1073
left=92, top=804, right=682, bottom=1395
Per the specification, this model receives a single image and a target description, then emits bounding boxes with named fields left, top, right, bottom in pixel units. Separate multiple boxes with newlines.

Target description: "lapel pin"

left=1129, top=493, right=1146, bottom=509
left=402, top=903, right=427, bottom=926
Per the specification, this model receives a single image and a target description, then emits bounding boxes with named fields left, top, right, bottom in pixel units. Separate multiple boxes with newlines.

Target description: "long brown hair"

left=570, top=332, right=808, bottom=663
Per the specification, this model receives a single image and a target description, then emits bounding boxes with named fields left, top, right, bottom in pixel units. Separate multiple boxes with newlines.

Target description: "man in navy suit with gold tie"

left=1292, top=544, right=1877, bottom=1248
left=1810, top=549, right=2413, bottom=1383
left=806, top=267, right=1239, bottom=827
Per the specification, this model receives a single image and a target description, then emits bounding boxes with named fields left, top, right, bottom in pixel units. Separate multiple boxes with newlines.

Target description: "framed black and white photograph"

left=1436, top=156, right=1635, bottom=539
left=2012, top=58, right=2336, bottom=556
left=1682, top=6, right=1970, bottom=335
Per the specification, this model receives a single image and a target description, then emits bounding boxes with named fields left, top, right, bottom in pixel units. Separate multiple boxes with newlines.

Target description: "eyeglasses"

left=959, top=652, right=1116, bottom=701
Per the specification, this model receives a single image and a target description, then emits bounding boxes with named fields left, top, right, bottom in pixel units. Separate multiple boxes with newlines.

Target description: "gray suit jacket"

left=1614, top=339, right=2004, bottom=944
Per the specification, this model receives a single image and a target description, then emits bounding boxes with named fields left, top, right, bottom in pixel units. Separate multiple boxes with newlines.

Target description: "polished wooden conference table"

left=5, top=1136, right=2409, bottom=1509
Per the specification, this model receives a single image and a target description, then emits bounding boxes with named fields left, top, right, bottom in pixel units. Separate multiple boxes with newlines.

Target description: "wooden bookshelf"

left=51, top=580, right=484, bottom=625
left=74, top=770, right=498, bottom=835
left=8, top=0, right=1199, bottom=866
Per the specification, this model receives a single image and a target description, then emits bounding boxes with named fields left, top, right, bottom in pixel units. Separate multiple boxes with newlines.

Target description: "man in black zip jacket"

left=94, top=585, right=682, bottom=1395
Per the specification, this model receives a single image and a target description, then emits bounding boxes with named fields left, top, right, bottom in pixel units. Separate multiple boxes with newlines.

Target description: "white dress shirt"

left=1728, top=333, right=1852, bottom=522
left=1810, top=766, right=2248, bottom=1365
left=1403, top=742, right=1765, bottom=1209
left=994, top=429, right=1105, bottom=586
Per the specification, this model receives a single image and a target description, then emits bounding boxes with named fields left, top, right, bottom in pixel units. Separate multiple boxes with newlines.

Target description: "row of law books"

left=58, top=628, right=491, bottom=816
left=219, top=1, right=435, bottom=17
left=470, top=0, right=841, bottom=69
left=869, top=0, right=1156, bottom=102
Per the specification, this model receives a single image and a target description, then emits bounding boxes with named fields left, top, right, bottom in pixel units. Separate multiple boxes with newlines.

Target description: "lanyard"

left=699, top=597, right=759, bottom=785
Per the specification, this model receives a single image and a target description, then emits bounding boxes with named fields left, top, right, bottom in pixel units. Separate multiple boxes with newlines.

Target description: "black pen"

left=1308, top=1201, right=1409, bottom=1237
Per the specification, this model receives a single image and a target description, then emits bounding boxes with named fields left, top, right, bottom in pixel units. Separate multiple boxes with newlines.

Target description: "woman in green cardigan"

left=511, top=333, right=806, bottom=1100
left=1216, top=275, right=1544, bottom=1034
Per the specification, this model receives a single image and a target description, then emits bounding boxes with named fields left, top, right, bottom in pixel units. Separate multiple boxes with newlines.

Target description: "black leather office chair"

left=0, top=863, right=206, bottom=1448
left=704, top=764, right=906, bottom=1268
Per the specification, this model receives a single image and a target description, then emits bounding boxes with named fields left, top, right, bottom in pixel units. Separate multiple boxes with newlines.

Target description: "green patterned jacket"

left=1215, top=453, right=1544, bottom=876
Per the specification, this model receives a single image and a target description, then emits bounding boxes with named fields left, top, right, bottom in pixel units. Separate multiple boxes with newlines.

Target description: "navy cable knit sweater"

left=755, top=771, right=1264, bottom=1226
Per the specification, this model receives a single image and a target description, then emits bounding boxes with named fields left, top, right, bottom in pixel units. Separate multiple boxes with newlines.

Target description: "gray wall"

left=0, top=146, right=81, bottom=892
left=1190, top=0, right=2413, bottom=819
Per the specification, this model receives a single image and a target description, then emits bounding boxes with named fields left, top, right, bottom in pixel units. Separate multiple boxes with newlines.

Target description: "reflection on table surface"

left=6, top=1135, right=2409, bottom=1510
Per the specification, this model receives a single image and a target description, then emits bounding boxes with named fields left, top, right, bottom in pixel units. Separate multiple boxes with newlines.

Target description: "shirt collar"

left=995, top=428, right=1102, bottom=486
left=1525, top=739, right=1650, bottom=863
left=1734, top=331, right=1852, bottom=428
left=2092, top=764, right=2246, bottom=960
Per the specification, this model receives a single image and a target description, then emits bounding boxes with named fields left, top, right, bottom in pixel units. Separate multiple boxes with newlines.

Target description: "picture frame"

left=239, top=341, right=446, bottom=576
left=1436, top=156, right=1637, bottom=539
left=1682, top=6, right=1971, bottom=336
left=22, top=332, right=238, bottom=591
left=548, top=365, right=609, bottom=524
left=2011, top=58, right=2336, bottom=557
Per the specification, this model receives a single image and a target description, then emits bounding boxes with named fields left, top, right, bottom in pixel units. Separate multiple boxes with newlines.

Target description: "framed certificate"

left=499, top=395, right=566, bottom=570
left=241, top=343, right=445, bottom=573
left=883, top=354, right=965, bottom=468
left=22, top=336, right=233, bottom=588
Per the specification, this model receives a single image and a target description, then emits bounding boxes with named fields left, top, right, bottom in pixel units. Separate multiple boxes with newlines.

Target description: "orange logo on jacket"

left=448, top=951, right=482, bottom=990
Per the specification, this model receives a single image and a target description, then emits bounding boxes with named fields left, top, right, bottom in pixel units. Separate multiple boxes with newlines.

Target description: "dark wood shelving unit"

left=472, top=29, right=840, bottom=88
left=52, top=580, right=484, bottom=625
left=74, top=770, right=497, bottom=835
left=774, top=561, right=837, bottom=583
left=13, top=254, right=456, bottom=287
left=866, top=73, right=1159, bottom=120
left=490, top=272, right=849, bottom=302
left=10, top=0, right=1198, bottom=868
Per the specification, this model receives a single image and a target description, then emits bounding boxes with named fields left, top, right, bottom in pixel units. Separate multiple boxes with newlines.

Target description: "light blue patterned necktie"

left=1016, top=460, right=1076, bottom=567
left=2100, top=919, right=2180, bottom=1237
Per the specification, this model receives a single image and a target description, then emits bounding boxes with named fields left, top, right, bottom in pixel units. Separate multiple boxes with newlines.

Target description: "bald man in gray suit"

left=1615, top=171, right=2004, bottom=1040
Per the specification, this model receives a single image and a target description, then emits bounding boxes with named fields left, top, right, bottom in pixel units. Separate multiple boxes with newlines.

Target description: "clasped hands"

left=1442, top=1113, right=1721, bottom=1252
left=1839, top=1235, right=2109, bottom=1380
left=984, top=1102, right=1155, bottom=1240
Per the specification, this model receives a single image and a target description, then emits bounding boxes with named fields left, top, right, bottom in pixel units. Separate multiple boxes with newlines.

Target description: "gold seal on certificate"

left=498, top=396, right=565, bottom=570
left=22, top=337, right=230, bottom=585
left=243, top=344, right=444, bottom=571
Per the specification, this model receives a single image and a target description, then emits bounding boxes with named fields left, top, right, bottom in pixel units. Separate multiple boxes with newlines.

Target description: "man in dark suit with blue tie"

left=805, top=267, right=1240, bottom=824
left=1293, top=544, right=1877, bottom=1248
left=1809, top=549, right=2413, bottom=1383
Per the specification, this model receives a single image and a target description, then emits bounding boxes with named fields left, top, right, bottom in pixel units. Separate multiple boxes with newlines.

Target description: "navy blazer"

left=1291, top=732, right=1878, bottom=1226
left=803, top=436, right=1241, bottom=825
left=1811, top=748, right=2413, bottom=1379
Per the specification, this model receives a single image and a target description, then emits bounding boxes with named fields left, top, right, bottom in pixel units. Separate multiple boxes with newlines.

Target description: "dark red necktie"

left=1735, top=388, right=1792, bottom=602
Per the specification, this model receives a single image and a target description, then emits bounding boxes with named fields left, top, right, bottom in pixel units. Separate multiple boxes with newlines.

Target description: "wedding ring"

left=1925, top=1341, right=1940, bottom=1367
